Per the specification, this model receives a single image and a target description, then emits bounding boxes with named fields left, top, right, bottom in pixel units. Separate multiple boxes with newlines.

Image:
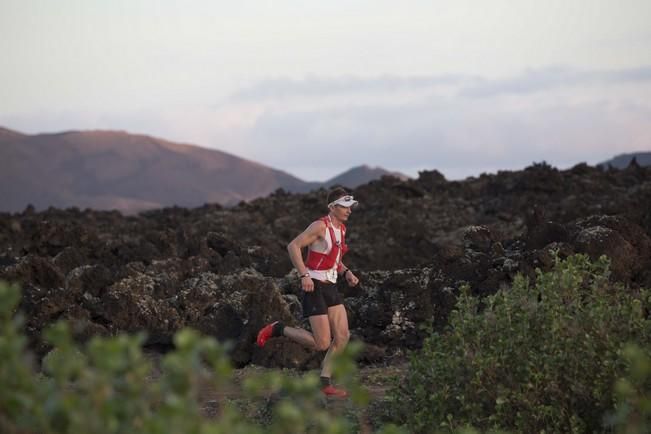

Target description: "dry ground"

left=197, top=363, right=409, bottom=430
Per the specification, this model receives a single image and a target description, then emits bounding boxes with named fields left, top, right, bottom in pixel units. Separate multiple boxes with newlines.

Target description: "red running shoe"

left=256, top=321, right=278, bottom=347
left=321, top=384, right=349, bottom=398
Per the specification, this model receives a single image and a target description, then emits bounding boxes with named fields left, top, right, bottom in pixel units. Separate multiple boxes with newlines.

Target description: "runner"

left=257, top=187, right=360, bottom=398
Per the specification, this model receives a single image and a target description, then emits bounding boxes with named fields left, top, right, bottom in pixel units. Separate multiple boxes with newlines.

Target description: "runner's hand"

left=301, top=276, right=314, bottom=292
left=345, top=270, right=359, bottom=287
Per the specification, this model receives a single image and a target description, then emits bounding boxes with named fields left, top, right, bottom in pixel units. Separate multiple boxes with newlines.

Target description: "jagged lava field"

left=1, top=161, right=650, bottom=368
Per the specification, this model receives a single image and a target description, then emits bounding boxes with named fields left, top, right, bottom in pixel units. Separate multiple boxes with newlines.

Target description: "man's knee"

left=315, top=338, right=331, bottom=351
left=334, top=330, right=350, bottom=347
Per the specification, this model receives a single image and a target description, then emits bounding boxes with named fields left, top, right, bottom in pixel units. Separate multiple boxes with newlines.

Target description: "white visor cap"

left=329, top=195, right=359, bottom=208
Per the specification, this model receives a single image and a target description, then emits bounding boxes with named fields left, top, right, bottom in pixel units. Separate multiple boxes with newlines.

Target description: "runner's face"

left=331, top=204, right=351, bottom=221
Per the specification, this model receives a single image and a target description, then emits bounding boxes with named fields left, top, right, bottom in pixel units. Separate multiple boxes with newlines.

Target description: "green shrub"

left=0, top=281, right=405, bottom=434
left=606, top=344, right=651, bottom=433
left=390, top=254, right=651, bottom=433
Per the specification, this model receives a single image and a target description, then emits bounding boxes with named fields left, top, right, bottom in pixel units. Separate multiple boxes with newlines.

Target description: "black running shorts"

left=301, top=279, right=344, bottom=318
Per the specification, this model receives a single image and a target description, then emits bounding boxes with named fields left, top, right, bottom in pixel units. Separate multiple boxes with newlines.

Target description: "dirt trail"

left=195, top=363, right=408, bottom=425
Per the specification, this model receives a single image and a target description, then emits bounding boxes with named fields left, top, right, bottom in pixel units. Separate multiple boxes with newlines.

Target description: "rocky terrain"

left=1, top=160, right=650, bottom=369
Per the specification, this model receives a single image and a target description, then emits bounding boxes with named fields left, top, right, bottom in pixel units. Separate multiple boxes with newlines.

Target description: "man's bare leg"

left=320, top=304, right=350, bottom=379
left=283, top=314, right=332, bottom=351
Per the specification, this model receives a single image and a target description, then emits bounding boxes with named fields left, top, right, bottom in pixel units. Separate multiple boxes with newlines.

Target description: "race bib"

left=325, top=267, right=338, bottom=282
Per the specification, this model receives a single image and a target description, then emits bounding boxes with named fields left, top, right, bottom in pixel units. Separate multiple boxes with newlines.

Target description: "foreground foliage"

left=391, top=254, right=651, bottom=433
left=0, top=281, right=404, bottom=434
left=3, top=252, right=650, bottom=434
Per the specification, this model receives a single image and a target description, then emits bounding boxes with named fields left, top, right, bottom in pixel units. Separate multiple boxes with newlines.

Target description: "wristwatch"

left=300, top=272, right=310, bottom=279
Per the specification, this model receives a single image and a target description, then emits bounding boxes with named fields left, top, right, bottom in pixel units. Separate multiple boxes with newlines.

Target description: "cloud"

left=232, top=68, right=651, bottom=180
left=230, top=66, right=651, bottom=102
left=231, top=74, right=479, bottom=101
left=4, top=66, right=650, bottom=182
left=462, top=66, right=651, bottom=97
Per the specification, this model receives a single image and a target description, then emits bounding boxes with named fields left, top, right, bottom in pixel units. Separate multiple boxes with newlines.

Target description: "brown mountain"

left=0, top=128, right=316, bottom=214
left=323, top=164, right=410, bottom=188
left=0, top=126, right=26, bottom=141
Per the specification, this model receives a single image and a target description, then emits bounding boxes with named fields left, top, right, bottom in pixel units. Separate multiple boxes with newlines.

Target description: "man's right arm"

left=287, top=221, right=325, bottom=291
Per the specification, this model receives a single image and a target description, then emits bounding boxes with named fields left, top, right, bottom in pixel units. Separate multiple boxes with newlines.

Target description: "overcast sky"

left=2, top=0, right=650, bottom=181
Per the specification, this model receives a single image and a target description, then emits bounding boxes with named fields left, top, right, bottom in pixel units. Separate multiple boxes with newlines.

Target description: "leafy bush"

left=606, top=344, right=651, bottom=433
left=0, top=281, right=405, bottom=434
left=390, top=254, right=651, bottom=433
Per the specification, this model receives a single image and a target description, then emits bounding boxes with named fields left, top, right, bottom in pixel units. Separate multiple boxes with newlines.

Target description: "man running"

left=257, top=187, right=360, bottom=398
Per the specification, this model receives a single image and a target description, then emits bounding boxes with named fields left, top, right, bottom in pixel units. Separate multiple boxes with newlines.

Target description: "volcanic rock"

left=1, top=162, right=650, bottom=366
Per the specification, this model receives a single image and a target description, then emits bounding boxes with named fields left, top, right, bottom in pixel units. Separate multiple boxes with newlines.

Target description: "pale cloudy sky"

left=1, top=0, right=651, bottom=181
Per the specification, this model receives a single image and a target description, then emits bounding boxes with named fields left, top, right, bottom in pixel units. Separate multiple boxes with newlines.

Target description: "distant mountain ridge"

left=0, top=127, right=404, bottom=214
left=0, top=126, right=26, bottom=141
left=323, top=165, right=409, bottom=188
left=598, top=152, right=651, bottom=169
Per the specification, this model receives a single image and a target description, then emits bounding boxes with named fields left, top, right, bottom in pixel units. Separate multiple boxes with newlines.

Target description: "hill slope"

left=598, top=152, right=651, bottom=169
left=0, top=129, right=312, bottom=213
left=323, top=164, right=410, bottom=188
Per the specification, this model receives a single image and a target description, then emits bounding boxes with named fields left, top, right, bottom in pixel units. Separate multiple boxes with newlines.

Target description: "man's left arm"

left=338, top=262, right=359, bottom=287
